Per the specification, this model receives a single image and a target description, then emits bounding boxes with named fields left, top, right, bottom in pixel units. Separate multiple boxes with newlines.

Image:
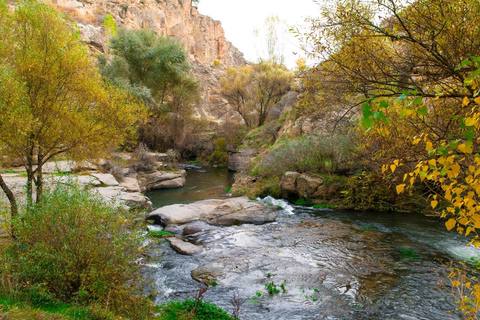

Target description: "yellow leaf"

left=396, top=184, right=405, bottom=194
left=451, top=280, right=461, bottom=287
left=428, top=159, right=437, bottom=167
left=458, top=144, right=467, bottom=153
left=431, top=200, right=438, bottom=209
left=451, top=163, right=461, bottom=177
left=382, top=165, right=386, bottom=174
left=465, top=117, right=477, bottom=127
left=463, top=97, right=470, bottom=107
left=446, top=218, right=456, bottom=231
left=475, top=97, right=480, bottom=105
left=390, top=164, right=396, bottom=173
left=394, top=160, right=400, bottom=166
left=426, top=141, right=433, bottom=151
left=466, top=282, right=472, bottom=289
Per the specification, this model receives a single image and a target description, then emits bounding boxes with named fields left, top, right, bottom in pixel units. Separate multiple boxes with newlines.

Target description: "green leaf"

left=362, top=117, right=375, bottom=129
left=413, top=97, right=423, bottom=105
left=373, top=111, right=385, bottom=119
left=461, top=59, right=473, bottom=67
left=464, top=131, right=475, bottom=141
left=362, top=103, right=372, bottom=118
left=417, top=105, right=428, bottom=116
left=379, top=100, right=389, bottom=108
left=437, top=146, right=448, bottom=157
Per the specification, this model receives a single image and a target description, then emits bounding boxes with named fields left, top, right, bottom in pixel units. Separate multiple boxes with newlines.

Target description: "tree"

left=253, top=15, right=288, bottom=66
left=299, top=0, right=480, bottom=116
left=0, top=0, right=143, bottom=213
left=220, top=60, right=293, bottom=128
left=100, top=28, right=201, bottom=152
left=299, top=0, right=480, bottom=314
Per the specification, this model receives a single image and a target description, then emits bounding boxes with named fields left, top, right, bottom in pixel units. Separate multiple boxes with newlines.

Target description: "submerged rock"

left=146, top=197, right=278, bottom=227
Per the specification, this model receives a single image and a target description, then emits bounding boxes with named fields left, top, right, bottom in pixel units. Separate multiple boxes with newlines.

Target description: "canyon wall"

left=47, top=0, right=245, bottom=122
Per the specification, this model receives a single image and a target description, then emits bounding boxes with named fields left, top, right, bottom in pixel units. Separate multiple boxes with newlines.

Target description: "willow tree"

left=0, top=0, right=143, bottom=213
left=99, top=28, right=200, bottom=152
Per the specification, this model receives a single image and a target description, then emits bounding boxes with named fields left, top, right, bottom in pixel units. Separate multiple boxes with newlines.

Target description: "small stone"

left=167, top=237, right=202, bottom=255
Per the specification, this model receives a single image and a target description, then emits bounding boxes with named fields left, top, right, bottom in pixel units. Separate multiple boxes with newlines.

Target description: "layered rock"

left=47, top=0, right=246, bottom=124
left=138, top=169, right=186, bottom=190
left=227, top=147, right=258, bottom=172
left=146, top=196, right=278, bottom=227
left=279, top=171, right=340, bottom=202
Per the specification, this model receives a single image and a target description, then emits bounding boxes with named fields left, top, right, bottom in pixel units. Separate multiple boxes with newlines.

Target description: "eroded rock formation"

left=45, top=0, right=245, bottom=123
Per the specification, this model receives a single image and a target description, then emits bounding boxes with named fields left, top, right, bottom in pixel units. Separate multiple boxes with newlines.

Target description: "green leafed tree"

left=0, top=0, right=144, bottom=219
left=99, top=28, right=201, bottom=152
left=220, top=60, right=293, bottom=128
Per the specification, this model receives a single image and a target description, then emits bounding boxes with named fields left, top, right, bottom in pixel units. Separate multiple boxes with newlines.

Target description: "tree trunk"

left=36, top=162, right=43, bottom=203
left=26, top=163, right=34, bottom=207
left=0, top=174, right=18, bottom=239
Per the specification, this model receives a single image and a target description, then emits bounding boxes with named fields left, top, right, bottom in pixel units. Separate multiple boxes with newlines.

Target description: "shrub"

left=209, top=138, right=228, bottom=165
left=3, top=184, right=152, bottom=318
left=252, top=134, right=356, bottom=177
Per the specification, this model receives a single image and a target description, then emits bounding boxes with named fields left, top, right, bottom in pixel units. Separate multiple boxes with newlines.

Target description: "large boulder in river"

left=146, top=197, right=278, bottom=227
left=138, top=170, right=186, bottom=190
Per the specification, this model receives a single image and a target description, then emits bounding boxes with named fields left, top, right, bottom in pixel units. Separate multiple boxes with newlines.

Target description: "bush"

left=252, top=134, right=356, bottom=177
left=209, top=138, right=228, bottom=165
left=2, top=184, right=153, bottom=318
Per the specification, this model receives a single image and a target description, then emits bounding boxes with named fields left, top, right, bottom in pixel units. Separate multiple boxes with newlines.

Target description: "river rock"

left=280, top=171, right=300, bottom=193
left=227, top=147, right=258, bottom=172
left=90, top=173, right=120, bottom=186
left=146, top=197, right=277, bottom=227
left=94, top=186, right=152, bottom=211
left=40, top=161, right=76, bottom=173
left=119, top=176, right=142, bottom=193
left=183, top=226, right=203, bottom=236
left=139, top=170, right=186, bottom=190
left=296, top=174, right=324, bottom=197
left=167, top=237, right=202, bottom=255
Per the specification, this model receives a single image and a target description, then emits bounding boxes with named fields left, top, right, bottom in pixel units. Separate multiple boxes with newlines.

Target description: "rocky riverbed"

left=141, top=196, right=477, bottom=320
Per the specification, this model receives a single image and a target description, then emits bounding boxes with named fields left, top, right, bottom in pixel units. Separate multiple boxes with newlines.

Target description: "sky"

left=196, top=0, right=321, bottom=69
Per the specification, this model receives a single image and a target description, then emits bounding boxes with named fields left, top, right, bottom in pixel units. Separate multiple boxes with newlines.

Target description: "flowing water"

left=143, top=167, right=480, bottom=319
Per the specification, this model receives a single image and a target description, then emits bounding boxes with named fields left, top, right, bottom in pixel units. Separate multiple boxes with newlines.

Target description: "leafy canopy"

left=220, top=60, right=293, bottom=128
left=0, top=0, right=144, bottom=205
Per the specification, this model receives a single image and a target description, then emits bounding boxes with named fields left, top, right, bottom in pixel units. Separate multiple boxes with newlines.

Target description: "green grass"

left=157, top=299, right=234, bottom=320
left=398, top=248, right=419, bottom=261
left=265, top=282, right=280, bottom=295
left=147, top=230, right=173, bottom=238
left=294, top=199, right=313, bottom=206
left=0, top=293, right=105, bottom=320
left=313, top=204, right=337, bottom=209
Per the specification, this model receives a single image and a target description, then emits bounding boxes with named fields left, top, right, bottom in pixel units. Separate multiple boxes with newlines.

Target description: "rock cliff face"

left=47, top=0, right=245, bottom=122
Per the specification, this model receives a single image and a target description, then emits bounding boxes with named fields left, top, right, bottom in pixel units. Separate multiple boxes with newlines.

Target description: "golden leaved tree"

left=0, top=0, right=144, bottom=222
left=299, top=0, right=480, bottom=315
left=220, top=60, right=293, bottom=128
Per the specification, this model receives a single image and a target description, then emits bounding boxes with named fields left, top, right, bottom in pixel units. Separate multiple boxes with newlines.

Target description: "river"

left=142, top=167, right=479, bottom=319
